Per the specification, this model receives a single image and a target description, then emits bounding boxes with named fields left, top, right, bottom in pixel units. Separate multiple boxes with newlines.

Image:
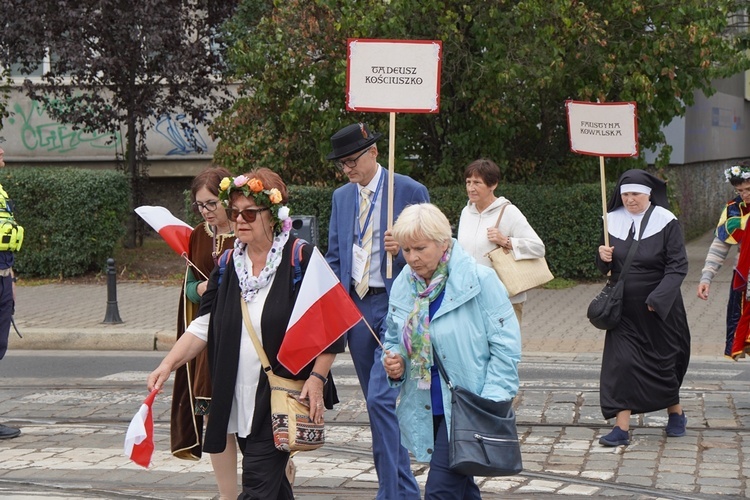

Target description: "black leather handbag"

left=433, top=352, right=523, bottom=477
left=587, top=205, right=654, bottom=330
left=586, top=279, right=625, bottom=330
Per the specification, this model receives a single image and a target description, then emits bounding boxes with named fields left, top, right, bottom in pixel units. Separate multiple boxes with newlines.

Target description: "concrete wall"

left=645, top=73, right=750, bottom=165
left=666, top=162, right=736, bottom=241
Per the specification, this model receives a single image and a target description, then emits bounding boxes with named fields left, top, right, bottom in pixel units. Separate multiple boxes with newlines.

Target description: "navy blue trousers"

left=0, top=275, right=13, bottom=360
left=425, top=415, right=482, bottom=499
left=348, top=290, right=420, bottom=499
left=725, top=282, right=742, bottom=357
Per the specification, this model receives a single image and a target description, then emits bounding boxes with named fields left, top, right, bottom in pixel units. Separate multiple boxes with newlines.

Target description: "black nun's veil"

left=607, top=169, right=669, bottom=212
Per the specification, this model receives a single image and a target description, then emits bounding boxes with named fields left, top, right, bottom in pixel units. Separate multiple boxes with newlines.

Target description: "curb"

left=7, top=328, right=176, bottom=351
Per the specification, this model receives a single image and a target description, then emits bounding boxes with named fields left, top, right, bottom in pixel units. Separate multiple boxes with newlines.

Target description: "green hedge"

left=287, top=183, right=608, bottom=281
left=430, top=184, right=606, bottom=281
left=0, top=167, right=130, bottom=278
left=0, top=168, right=649, bottom=281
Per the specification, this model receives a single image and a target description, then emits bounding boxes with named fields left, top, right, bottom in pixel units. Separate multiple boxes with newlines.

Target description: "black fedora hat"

left=326, top=123, right=382, bottom=161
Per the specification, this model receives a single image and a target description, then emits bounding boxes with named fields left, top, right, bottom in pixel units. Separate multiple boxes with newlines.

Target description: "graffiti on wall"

left=9, top=100, right=121, bottom=154
left=2, top=94, right=216, bottom=161
left=153, top=113, right=210, bottom=155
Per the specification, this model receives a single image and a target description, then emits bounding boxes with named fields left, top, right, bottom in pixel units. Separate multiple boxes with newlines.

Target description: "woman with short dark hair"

left=457, top=158, right=545, bottom=326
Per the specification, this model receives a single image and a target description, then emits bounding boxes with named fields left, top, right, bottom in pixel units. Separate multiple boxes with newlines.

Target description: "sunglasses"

left=230, top=206, right=270, bottom=223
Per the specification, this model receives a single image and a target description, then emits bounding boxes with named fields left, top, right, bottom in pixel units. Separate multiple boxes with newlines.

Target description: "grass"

left=20, top=237, right=186, bottom=286
left=542, top=277, right=578, bottom=289
left=113, top=238, right=186, bottom=284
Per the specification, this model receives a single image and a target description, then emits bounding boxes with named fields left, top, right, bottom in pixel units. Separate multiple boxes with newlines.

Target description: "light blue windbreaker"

left=383, top=240, right=522, bottom=462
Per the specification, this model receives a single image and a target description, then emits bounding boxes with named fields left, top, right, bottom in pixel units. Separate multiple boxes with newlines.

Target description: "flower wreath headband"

left=218, top=175, right=292, bottom=233
left=724, top=165, right=750, bottom=183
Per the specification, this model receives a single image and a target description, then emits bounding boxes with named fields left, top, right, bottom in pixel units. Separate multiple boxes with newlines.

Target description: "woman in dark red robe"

left=171, top=167, right=235, bottom=497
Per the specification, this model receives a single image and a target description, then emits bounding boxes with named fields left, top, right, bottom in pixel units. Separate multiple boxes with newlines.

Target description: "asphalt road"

left=2, top=350, right=748, bottom=384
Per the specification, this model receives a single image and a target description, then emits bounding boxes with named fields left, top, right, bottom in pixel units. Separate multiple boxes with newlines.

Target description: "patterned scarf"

left=233, top=230, right=290, bottom=302
left=402, top=242, right=452, bottom=390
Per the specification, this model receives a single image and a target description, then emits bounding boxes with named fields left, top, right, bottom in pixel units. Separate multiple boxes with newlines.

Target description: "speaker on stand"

left=291, top=215, right=318, bottom=247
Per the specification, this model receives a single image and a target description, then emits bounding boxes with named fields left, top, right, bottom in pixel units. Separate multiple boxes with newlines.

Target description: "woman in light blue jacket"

left=382, top=203, right=521, bottom=499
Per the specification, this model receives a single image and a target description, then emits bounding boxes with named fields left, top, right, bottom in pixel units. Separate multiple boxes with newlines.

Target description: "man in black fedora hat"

left=326, top=122, right=428, bottom=499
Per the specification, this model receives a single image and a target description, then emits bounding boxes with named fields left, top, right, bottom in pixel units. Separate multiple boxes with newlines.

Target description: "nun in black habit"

left=595, top=169, right=691, bottom=447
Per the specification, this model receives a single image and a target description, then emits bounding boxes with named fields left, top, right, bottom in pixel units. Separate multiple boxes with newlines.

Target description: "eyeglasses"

left=230, top=206, right=269, bottom=223
left=334, top=147, right=371, bottom=171
left=192, top=200, right=220, bottom=213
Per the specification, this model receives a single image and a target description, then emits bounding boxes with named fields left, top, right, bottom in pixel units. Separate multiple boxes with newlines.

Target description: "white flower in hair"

left=724, top=165, right=750, bottom=182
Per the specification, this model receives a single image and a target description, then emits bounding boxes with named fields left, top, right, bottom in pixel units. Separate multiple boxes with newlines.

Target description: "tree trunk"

left=123, top=113, right=138, bottom=248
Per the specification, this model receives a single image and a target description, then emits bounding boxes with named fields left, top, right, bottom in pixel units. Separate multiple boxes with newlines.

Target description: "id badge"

left=352, top=244, right=368, bottom=283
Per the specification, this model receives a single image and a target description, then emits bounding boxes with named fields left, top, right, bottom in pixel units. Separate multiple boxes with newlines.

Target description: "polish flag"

left=124, top=389, right=158, bottom=468
left=135, top=206, right=193, bottom=256
left=278, top=247, right=363, bottom=374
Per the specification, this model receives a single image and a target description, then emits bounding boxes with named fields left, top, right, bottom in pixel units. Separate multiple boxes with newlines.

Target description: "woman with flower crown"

left=148, top=168, right=344, bottom=499
left=698, top=161, right=750, bottom=359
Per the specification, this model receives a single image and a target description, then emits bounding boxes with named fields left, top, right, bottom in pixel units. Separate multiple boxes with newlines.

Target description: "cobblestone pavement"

left=0, top=352, right=748, bottom=499
left=0, top=229, right=748, bottom=498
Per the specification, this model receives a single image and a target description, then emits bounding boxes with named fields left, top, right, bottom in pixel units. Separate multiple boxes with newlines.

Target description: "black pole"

left=103, top=258, right=123, bottom=324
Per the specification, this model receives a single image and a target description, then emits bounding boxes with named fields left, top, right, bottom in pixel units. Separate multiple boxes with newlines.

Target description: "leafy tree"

left=0, top=67, right=11, bottom=132
left=0, top=0, right=237, bottom=246
left=211, top=0, right=750, bottom=186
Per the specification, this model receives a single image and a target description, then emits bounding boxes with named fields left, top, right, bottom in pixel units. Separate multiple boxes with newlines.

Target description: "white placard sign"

left=566, top=100, right=639, bottom=157
left=346, top=39, right=442, bottom=113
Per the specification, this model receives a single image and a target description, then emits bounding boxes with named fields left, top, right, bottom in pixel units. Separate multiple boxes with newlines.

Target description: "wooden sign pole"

left=387, top=112, right=396, bottom=278
left=599, top=155, right=610, bottom=248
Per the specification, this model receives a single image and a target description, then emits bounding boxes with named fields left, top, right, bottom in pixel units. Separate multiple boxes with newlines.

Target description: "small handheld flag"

left=135, top=206, right=193, bottom=256
left=124, top=389, right=159, bottom=468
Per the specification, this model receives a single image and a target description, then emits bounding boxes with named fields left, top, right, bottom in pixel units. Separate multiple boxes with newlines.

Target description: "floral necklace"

left=233, top=230, right=291, bottom=302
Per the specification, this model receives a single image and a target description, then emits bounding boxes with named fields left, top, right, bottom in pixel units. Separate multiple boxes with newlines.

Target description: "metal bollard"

left=102, top=258, right=123, bottom=324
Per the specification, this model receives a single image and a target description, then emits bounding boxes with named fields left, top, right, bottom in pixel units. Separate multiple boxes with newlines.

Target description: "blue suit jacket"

left=326, top=168, right=429, bottom=293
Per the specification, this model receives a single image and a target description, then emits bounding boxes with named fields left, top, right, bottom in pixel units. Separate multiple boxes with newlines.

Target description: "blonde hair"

left=391, top=203, right=452, bottom=246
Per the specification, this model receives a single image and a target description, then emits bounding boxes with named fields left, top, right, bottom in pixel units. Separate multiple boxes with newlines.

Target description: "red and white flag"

left=135, top=206, right=193, bottom=256
left=124, top=389, right=158, bottom=468
left=278, top=247, right=363, bottom=374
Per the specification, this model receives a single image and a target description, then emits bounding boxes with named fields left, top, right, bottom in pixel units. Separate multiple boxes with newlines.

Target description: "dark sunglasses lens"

left=231, top=208, right=258, bottom=222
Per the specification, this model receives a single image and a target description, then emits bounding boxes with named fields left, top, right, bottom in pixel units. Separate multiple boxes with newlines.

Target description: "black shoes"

left=0, top=423, right=21, bottom=439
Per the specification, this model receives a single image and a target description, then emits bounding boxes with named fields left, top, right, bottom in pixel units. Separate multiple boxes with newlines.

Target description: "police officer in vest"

left=0, top=137, right=24, bottom=439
